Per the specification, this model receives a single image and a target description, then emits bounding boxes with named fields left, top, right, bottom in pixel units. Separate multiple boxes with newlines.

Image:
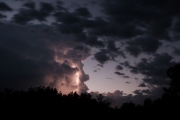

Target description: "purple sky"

left=1, top=0, right=180, bottom=106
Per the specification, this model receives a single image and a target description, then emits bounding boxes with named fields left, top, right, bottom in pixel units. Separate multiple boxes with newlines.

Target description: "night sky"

left=1, top=0, right=180, bottom=106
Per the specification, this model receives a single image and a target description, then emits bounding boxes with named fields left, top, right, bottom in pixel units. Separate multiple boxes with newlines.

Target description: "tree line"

left=0, top=64, right=180, bottom=119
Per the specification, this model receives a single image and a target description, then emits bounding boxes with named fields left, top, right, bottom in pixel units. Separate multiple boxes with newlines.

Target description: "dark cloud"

left=55, top=1, right=65, bottom=10
left=55, top=20, right=105, bottom=47
left=0, top=47, right=45, bottom=89
left=123, top=76, right=130, bottom=79
left=133, top=90, right=143, bottom=95
left=133, top=89, right=151, bottom=95
left=13, top=2, right=54, bottom=24
left=54, top=12, right=80, bottom=24
left=125, top=45, right=141, bottom=57
left=90, top=90, right=129, bottom=107
left=0, top=13, right=6, bottom=18
left=97, top=64, right=103, bottom=67
left=107, top=40, right=126, bottom=60
left=89, top=84, right=166, bottom=107
left=120, top=61, right=130, bottom=67
left=173, top=47, right=180, bottom=55
left=138, top=83, right=146, bottom=87
left=116, top=65, right=123, bottom=70
left=74, top=7, right=91, bottom=18
left=126, top=36, right=162, bottom=57
left=74, top=45, right=84, bottom=51
left=57, top=23, right=84, bottom=34
left=40, top=2, right=54, bottom=12
left=23, top=2, right=36, bottom=9
left=0, top=2, right=12, bottom=11
left=88, top=0, right=102, bottom=5
left=125, top=81, right=131, bottom=84
left=54, top=10, right=107, bottom=47
left=117, top=50, right=126, bottom=58
left=87, top=21, right=143, bottom=38
left=107, top=41, right=119, bottom=52
left=94, top=48, right=121, bottom=64
left=106, top=77, right=113, bottom=80
left=114, top=72, right=124, bottom=76
left=128, top=53, right=176, bottom=86
left=0, top=23, right=90, bottom=94
left=141, top=89, right=151, bottom=94
left=3, top=0, right=180, bottom=62
left=100, top=0, right=180, bottom=40
left=82, top=17, right=106, bottom=28
left=13, top=8, right=37, bottom=24
left=170, top=18, right=180, bottom=40
left=9, top=0, right=177, bottom=61
left=94, top=50, right=110, bottom=64
left=85, top=36, right=104, bottom=47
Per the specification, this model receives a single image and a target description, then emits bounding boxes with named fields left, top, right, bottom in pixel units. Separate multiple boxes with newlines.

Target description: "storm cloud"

left=13, top=2, right=54, bottom=24
left=1, top=0, right=180, bottom=107
left=0, top=23, right=90, bottom=94
left=0, top=2, right=12, bottom=11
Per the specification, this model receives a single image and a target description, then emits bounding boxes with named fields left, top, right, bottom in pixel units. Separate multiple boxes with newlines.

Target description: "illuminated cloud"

left=0, top=23, right=90, bottom=94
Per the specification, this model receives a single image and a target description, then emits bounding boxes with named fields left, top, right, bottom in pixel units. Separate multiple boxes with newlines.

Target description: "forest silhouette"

left=0, top=64, right=180, bottom=119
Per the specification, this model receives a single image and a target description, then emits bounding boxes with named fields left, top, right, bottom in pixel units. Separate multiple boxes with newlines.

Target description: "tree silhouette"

left=1, top=64, right=180, bottom=119
left=160, top=63, right=180, bottom=119
left=165, top=63, right=180, bottom=96
left=0, top=86, right=116, bottom=119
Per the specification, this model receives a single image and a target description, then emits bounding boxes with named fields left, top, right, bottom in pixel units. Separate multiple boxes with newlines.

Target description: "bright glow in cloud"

left=0, top=23, right=90, bottom=94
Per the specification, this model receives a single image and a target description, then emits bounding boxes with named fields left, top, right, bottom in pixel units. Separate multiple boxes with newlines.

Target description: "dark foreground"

left=0, top=64, right=180, bottom=120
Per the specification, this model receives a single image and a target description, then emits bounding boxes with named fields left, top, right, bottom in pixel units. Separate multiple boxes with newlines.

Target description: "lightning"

left=73, top=69, right=81, bottom=93
left=75, top=72, right=80, bottom=85
left=71, top=64, right=81, bottom=93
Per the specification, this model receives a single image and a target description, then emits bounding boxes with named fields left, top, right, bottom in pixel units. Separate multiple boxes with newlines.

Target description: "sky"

left=0, top=0, right=180, bottom=106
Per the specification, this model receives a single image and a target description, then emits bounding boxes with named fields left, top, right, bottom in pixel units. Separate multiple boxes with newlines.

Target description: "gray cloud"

left=173, top=47, right=180, bottom=56
left=106, top=77, right=113, bottom=80
left=133, top=90, right=143, bottom=95
left=125, top=81, right=131, bottom=84
left=0, top=2, right=12, bottom=19
left=90, top=88, right=163, bottom=107
left=116, top=65, right=123, bottom=70
left=128, top=53, right=177, bottom=86
left=126, top=36, right=162, bottom=57
left=100, top=0, right=179, bottom=39
left=114, top=72, right=124, bottom=76
left=8, top=0, right=179, bottom=62
left=138, top=83, right=146, bottom=87
left=23, top=2, right=36, bottom=9
left=123, top=76, right=130, bottom=79
left=0, top=13, right=6, bottom=18
left=74, top=7, right=91, bottom=18
left=94, top=50, right=110, bottom=64
left=13, top=2, right=54, bottom=24
left=97, top=64, right=103, bottom=67
left=0, top=2, right=12, bottom=11
left=107, top=41, right=119, bottom=52
left=120, top=61, right=130, bottom=67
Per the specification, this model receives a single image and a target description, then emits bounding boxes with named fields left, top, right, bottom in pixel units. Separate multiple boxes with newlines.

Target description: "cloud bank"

left=0, top=23, right=90, bottom=94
